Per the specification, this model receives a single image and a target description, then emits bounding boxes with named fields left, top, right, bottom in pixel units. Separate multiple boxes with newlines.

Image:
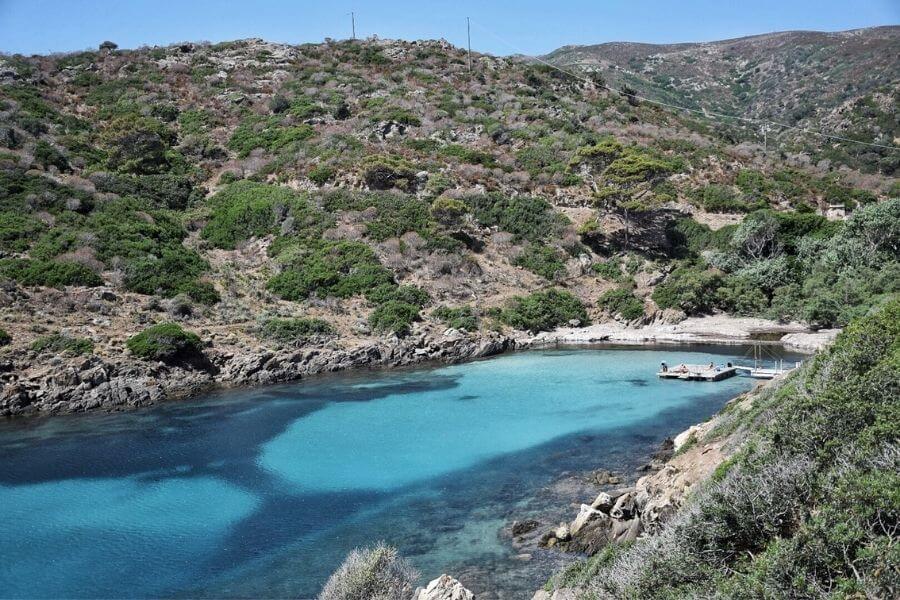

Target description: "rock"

left=590, top=492, right=613, bottom=512
left=554, top=523, right=571, bottom=541
left=610, top=491, right=637, bottom=520
left=570, top=504, right=609, bottom=536
left=415, top=574, right=475, bottom=600
left=511, top=519, right=540, bottom=536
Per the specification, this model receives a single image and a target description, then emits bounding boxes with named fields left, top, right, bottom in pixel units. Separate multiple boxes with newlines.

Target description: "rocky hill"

left=0, top=35, right=897, bottom=415
left=544, top=26, right=900, bottom=174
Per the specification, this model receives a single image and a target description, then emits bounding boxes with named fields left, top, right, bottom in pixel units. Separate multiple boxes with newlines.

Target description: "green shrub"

left=258, top=317, right=335, bottom=344
left=500, top=289, right=588, bottom=332
left=514, top=244, right=567, bottom=280
left=308, top=164, right=335, bottom=185
left=463, top=192, right=568, bottom=242
left=91, top=173, right=197, bottom=210
left=369, top=300, right=420, bottom=335
left=652, top=263, right=722, bottom=314
left=430, top=197, right=468, bottom=227
left=268, top=241, right=393, bottom=301
left=0, top=328, right=10, bottom=346
left=126, top=323, right=203, bottom=362
left=33, top=140, right=69, bottom=171
left=124, top=248, right=219, bottom=304
left=432, top=305, right=478, bottom=331
left=591, top=259, right=625, bottom=282
left=598, top=287, right=645, bottom=321
left=227, top=115, right=315, bottom=157
left=442, top=144, right=496, bottom=167
left=321, top=191, right=433, bottom=241
left=0, top=258, right=102, bottom=288
left=562, top=299, right=900, bottom=598
left=31, top=333, right=93, bottom=356
left=361, top=155, right=417, bottom=192
left=365, top=284, right=429, bottom=307
left=0, top=212, right=44, bottom=252
left=689, top=184, right=763, bottom=213
left=202, top=181, right=326, bottom=249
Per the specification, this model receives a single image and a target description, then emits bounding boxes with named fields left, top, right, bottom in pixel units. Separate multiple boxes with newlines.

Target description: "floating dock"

left=657, top=365, right=737, bottom=381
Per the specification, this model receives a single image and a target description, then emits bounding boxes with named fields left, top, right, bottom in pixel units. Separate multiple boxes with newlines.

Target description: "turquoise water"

left=0, top=346, right=791, bottom=598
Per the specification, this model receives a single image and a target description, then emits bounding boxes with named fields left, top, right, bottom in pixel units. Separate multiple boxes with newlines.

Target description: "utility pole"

left=350, top=11, right=356, bottom=40
left=467, top=17, right=472, bottom=74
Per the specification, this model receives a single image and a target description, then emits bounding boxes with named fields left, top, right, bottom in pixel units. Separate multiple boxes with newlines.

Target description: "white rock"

left=415, top=574, right=475, bottom=600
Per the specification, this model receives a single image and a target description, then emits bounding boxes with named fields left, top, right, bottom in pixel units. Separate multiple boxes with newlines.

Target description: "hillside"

left=544, top=26, right=900, bottom=175
left=0, top=35, right=897, bottom=415
left=541, top=297, right=899, bottom=599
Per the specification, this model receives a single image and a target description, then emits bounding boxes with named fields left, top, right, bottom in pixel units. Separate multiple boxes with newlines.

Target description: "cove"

left=0, top=345, right=799, bottom=598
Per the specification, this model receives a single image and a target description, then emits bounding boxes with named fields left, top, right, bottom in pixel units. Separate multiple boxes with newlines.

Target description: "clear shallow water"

left=0, top=346, right=798, bottom=599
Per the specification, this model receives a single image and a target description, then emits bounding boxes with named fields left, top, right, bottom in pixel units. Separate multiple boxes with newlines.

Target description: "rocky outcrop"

left=0, top=331, right=515, bottom=417
left=540, top=396, right=748, bottom=557
left=415, top=575, right=475, bottom=600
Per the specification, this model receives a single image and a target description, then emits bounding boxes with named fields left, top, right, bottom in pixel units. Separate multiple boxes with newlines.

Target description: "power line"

left=469, top=19, right=900, bottom=153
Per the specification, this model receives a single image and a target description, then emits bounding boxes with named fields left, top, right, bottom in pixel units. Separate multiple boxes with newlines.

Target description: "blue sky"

left=1, top=0, right=898, bottom=56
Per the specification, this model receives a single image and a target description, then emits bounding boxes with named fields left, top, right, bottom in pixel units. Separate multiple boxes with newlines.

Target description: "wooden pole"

left=467, top=17, right=472, bottom=73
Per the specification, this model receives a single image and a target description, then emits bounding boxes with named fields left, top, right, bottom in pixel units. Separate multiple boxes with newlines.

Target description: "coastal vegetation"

left=546, top=298, right=900, bottom=598
left=318, top=543, right=418, bottom=600
left=126, top=323, right=203, bottom=362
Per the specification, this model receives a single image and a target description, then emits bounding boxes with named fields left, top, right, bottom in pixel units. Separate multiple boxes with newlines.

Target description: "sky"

left=1, top=0, right=898, bottom=56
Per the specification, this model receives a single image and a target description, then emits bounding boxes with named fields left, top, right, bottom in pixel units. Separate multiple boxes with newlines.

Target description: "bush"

left=365, top=284, right=429, bottom=307
left=0, top=328, right=11, bottom=346
left=369, top=300, right=420, bottom=336
left=500, top=289, right=588, bottom=332
left=227, top=115, right=315, bottom=157
left=258, top=317, right=335, bottom=344
left=591, top=259, right=625, bottom=282
left=268, top=241, right=393, bottom=301
left=514, top=244, right=567, bottom=280
left=558, top=299, right=900, bottom=600
left=124, top=249, right=219, bottom=304
left=0, top=212, right=44, bottom=252
left=31, top=333, right=93, bottom=356
left=33, top=140, right=69, bottom=171
left=321, top=191, right=433, bottom=242
left=430, top=197, right=468, bottom=227
left=0, top=258, right=103, bottom=288
left=599, top=288, right=644, bottom=321
left=432, top=305, right=478, bottom=331
left=126, top=323, right=203, bottom=362
left=202, top=181, right=327, bottom=249
left=361, top=155, right=417, bottom=192
left=463, top=192, right=569, bottom=243
left=309, top=164, right=335, bottom=185
left=318, top=543, right=418, bottom=600
left=91, top=173, right=197, bottom=210
left=651, top=263, right=722, bottom=314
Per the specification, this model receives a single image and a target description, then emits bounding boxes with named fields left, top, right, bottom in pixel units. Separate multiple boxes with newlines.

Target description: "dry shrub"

left=318, top=543, right=417, bottom=600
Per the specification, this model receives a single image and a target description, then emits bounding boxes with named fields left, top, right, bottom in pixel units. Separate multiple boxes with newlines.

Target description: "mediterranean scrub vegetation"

left=548, top=297, right=900, bottom=598
left=0, top=35, right=895, bottom=357
left=126, top=323, right=203, bottom=363
left=318, top=543, right=418, bottom=600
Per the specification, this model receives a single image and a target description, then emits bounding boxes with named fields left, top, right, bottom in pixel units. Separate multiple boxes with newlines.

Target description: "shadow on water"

left=0, top=345, right=805, bottom=599
left=0, top=373, right=463, bottom=486
left=185, top=383, right=747, bottom=599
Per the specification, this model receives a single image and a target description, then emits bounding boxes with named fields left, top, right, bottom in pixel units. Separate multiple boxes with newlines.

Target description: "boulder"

left=570, top=504, right=609, bottom=536
left=415, top=574, right=475, bottom=600
left=590, top=492, right=614, bottom=512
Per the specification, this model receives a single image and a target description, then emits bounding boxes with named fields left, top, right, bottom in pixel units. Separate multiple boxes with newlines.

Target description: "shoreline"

left=0, top=315, right=836, bottom=418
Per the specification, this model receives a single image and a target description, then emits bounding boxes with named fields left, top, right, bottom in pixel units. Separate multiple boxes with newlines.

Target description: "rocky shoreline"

left=0, top=315, right=833, bottom=418
left=0, top=329, right=515, bottom=417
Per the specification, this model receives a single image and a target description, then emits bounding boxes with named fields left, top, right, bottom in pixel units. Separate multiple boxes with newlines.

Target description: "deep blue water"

left=0, top=345, right=799, bottom=599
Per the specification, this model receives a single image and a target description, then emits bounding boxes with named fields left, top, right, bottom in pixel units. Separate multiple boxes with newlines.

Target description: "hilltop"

left=0, top=34, right=897, bottom=415
left=544, top=26, right=900, bottom=174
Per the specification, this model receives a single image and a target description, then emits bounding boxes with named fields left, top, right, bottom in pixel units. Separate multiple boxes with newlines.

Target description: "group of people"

left=660, top=361, right=733, bottom=373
